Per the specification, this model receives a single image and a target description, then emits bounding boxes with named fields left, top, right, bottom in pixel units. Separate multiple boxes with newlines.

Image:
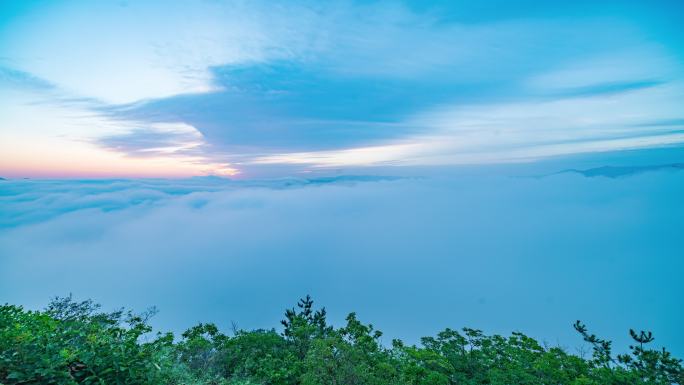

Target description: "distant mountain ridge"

left=558, top=163, right=684, bottom=178
left=189, top=174, right=404, bottom=187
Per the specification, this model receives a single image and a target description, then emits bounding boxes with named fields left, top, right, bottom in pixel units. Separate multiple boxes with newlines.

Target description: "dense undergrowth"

left=1, top=295, right=681, bottom=384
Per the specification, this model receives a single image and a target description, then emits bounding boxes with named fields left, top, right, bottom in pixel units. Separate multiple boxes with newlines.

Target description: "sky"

left=1, top=0, right=683, bottom=356
left=1, top=0, right=684, bottom=178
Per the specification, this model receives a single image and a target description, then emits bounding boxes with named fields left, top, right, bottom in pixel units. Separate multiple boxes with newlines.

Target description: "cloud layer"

left=1, top=163, right=683, bottom=354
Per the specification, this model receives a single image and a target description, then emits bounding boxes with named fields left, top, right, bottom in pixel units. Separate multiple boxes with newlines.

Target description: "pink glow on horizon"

left=0, top=157, right=241, bottom=180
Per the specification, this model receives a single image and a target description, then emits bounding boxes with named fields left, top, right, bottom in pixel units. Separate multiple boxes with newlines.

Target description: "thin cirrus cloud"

left=1, top=1, right=684, bottom=177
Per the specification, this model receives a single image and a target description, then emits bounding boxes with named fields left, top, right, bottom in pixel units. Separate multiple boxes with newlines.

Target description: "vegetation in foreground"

left=1, top=295, right=682, bottom=385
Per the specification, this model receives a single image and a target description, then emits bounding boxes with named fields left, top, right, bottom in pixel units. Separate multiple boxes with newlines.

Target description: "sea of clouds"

left=1, top=166, right=683, bottom=355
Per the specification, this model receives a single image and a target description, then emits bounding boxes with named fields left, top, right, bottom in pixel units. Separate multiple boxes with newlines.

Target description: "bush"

left=1, top=295, right=681, bottom=385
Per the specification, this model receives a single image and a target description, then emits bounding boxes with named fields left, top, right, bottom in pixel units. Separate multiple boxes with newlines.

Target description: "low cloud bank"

left=1, top=171, right=682, bottom=355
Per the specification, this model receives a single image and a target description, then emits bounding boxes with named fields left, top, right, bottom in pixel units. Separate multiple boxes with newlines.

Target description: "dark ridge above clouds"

left=302, top=175, right=404, bottom=184
left=556, top=163, right=684, bottom=178
left=190, top=174, right=404, bottom=187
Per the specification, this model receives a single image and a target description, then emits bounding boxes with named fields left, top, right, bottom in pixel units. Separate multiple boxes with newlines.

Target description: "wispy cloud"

left=0, top=0, right=315, bottom=104
left=0, top=66, right=55, bottom=90
left=95, top=123, right=205, bottom=157
left=255, top=78, right=684, bottom=167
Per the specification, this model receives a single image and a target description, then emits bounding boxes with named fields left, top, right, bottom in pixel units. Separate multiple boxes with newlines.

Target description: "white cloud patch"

left=96, top=123, right=204, bottom=156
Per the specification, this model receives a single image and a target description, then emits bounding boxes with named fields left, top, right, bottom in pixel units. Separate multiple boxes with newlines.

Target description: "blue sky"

left=1, top=0, right=684, bottom=177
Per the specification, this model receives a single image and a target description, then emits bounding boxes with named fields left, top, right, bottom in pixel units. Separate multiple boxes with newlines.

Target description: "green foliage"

left=220, top=329, right=299, bottom=384
left=1, top=295, right=682, bottom=385
left=301, top=313, right=398, bottom=385
left=0, top=295, right=179, bottom=385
